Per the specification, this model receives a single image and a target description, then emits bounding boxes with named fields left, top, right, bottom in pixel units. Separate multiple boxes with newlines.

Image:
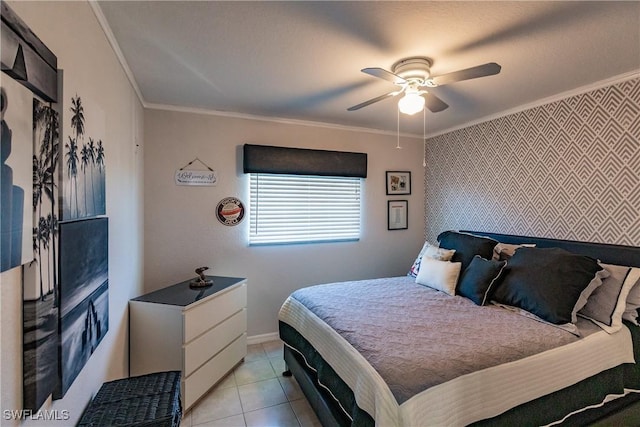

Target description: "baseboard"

left=247, top=332, right=279, bottom=345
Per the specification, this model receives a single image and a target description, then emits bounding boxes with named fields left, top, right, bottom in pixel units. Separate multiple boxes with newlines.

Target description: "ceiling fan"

left=347, top=57, right=501, bottom=115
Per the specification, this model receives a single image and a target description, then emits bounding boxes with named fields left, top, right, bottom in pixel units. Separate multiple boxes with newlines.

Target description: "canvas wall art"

left=22, top=98, right=60, bottom=410
left=0, top=2, right=58, bottom=103
left=61, top=95, right=106, bottom=220
left=55, top=217, right=109, bottom=398
left=1, top=74, right=33, bottom=272
left=2, top=0, right=58, bottom=273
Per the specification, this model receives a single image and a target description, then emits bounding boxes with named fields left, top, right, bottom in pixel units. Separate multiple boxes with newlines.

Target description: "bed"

left=278, top=231, right=640, bottom=426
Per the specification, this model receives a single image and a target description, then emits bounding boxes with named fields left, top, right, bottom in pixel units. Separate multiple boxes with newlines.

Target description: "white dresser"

left=129, top=276, right=247, bottom=410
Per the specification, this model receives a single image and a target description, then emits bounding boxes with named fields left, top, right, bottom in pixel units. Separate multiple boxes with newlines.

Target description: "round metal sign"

left=216, top=197, right=245, bottom=226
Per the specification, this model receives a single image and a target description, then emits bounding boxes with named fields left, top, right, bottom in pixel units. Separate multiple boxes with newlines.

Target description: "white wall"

left=144, top=109, right=425, bottom=337
left=0, top=1, right=144, bottom=425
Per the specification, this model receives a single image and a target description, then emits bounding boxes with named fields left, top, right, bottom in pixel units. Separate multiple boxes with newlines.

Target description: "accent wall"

left=425, top=76, right=640, bottom=246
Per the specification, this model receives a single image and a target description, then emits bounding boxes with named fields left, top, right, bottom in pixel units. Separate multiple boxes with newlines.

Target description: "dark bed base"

left=281, top=231, right=640, bottom=426
left=284, top=346, right=344, bottom=427
left=589, top=398, right=640, bottom=426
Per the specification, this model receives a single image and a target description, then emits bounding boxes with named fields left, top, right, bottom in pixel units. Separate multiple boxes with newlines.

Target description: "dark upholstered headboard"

left=462, top=231, right=640, bottom=268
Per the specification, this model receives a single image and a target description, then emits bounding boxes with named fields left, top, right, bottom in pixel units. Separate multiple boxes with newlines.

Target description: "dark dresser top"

left=131, top=276, right=245, bottom=307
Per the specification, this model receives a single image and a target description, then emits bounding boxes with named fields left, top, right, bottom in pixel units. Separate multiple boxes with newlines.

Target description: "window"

left=249, top=173, right=361, bottom=245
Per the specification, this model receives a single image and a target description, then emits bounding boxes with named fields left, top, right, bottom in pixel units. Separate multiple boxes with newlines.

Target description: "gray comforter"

left=290, top=276, right=586, bottom=404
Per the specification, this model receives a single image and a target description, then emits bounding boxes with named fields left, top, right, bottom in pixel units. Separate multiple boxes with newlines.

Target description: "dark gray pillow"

left=458, top=255, right=507, bottom=305
left=579, top=263, right=636, bottom=333
left=437, top=231, right=498, bottom=273
left=492, top=247, right=604, bottom=325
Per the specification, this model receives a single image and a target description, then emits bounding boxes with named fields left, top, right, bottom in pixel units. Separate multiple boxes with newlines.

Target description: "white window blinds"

left=249, top=173, right=361, bottom=245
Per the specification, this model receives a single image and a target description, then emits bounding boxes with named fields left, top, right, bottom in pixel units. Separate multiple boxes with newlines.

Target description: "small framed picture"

left=386, top=171, right=411, bottom=195
left=387, top=200, right=408, bottom=230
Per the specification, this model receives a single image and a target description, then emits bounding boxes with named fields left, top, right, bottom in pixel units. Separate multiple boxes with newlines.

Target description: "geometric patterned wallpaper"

left=425, top=77, right=640, bottom=246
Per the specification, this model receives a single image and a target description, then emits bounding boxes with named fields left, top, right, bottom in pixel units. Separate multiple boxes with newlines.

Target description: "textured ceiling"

left=97, top=1, right=640, bottom=136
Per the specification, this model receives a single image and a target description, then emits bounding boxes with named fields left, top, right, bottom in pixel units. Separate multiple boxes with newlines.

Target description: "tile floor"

left=180, top=340, right=322, bottom=427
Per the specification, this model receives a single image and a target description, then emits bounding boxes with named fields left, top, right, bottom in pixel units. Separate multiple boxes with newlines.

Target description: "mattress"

left=278, top=276, right=635, bottom=426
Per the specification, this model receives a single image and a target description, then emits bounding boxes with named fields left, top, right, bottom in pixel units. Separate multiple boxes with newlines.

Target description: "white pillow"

left=415, top=257, right=461, bottom=296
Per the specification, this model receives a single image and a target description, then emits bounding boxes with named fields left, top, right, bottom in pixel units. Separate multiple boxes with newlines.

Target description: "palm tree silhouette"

left=47, top=110, right=60, bottom=306
left=88, top=137, right=97, bottom=213
left=65, top=137, right=79, bottom=217
left=32, top=101, right=46, bottom=213
left=95, top=139, right=105, bottom=208
left=37, top=217, right=47, bottom=301
left=70, top=95, right=84, bottom=141
left=69, top=95, right=85, bottom=218
left=80, top=144, right=90, bottom=215
left=96, top=140, right=104, bottom=167
left=41, top=216, right=51, bottom=294
left=32, top=149, right=48, bottom=298
left=30, top=227, right=42, bottom=299
left=87, top=138, right=97, bottom=213
left=49, top=213, right=59, bottom=307
left=31, top=101, right=60, bottom=300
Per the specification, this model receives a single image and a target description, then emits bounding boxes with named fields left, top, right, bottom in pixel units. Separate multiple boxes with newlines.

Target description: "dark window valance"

left=243, top=144, right=367, bottom=178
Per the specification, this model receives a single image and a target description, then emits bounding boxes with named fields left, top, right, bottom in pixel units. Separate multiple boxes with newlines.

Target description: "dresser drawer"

left=183, top=333, right=247, bottom=410
left=130, top=276, right=247, bottom=413
left=184, top=308, right=246, bottom=376
left=183, top=282, right=246, bottom=343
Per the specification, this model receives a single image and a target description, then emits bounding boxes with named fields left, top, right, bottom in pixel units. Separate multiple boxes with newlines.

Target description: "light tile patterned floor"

left=180, top=340, right=322, bottom=427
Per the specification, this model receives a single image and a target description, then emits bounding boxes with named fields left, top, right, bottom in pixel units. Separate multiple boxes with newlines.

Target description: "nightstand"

left=129, top=276, right=247, bottom=410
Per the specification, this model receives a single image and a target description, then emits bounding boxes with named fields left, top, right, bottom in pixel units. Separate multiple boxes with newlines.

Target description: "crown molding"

left=89, top=0, right=145, bottom=106
left=145, top=102, right=422, bottom=139
left=427, top=70, right=640, bottom=138
left=85, top=3, right=638, bottom=142
left=115, top=67, right=640, bottom=140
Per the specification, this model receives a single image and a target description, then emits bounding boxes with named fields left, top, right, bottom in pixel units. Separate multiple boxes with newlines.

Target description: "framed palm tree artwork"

left=61, top=94, right=106, bottom=220
left=2, top=1, right=62, bottom=410
left=22, top=97, right=60, bottom=411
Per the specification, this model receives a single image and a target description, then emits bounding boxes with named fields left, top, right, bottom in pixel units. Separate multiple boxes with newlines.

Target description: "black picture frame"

left=1, top=2, right=58, bottom=102
left=385, top=171, right=411, bottom=195
left=387, top=200, right=408, bottom=230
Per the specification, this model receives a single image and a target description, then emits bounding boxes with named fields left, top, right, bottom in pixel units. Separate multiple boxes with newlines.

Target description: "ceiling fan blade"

left=347, top=91, right=400, bottom=111
left=431, top=63, right=501, bottom=86
left=361, top=67, right=407, bottom=85
left=423, top=92, right=449, bottom=113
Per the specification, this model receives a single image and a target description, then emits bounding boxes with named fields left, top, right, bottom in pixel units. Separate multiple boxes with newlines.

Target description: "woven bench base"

left=78, top=371, right=182, bottom=427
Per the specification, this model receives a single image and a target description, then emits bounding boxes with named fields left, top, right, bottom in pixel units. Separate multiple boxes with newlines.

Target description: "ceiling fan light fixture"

left=349, top=56, right=498, bottom=113
left=398, top=92, right=425, bottom=115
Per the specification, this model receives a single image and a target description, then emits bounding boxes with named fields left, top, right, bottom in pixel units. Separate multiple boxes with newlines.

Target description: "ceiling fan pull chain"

left=396, top=107, right=402, bottom=149
left=423, top=108, right=427, bottom=167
